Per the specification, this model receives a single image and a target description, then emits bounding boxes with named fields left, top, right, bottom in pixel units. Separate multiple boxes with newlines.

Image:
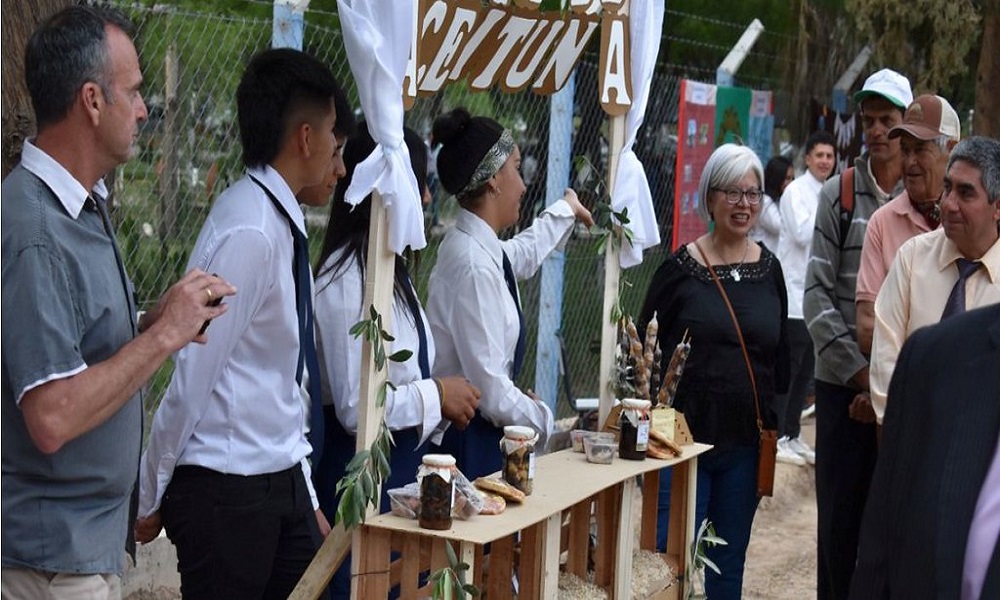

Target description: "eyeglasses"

left=711, top=187, right=763, bottom=206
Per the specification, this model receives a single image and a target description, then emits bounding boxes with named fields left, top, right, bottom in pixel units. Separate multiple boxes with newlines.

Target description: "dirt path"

left=743, top=419, right=818, bottom=599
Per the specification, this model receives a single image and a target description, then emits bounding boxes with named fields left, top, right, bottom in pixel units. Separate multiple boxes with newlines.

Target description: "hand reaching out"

left=563, top=188, right=595, bottom=228
left=142, top=269, right=237, bottom=352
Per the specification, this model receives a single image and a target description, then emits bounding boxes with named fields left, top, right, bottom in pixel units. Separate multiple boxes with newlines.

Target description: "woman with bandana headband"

left=425, top=108, right=594, bottom=479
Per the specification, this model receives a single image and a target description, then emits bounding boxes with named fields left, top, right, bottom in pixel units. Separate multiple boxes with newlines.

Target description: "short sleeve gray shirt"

left=1, top=148, right=142, bottom=575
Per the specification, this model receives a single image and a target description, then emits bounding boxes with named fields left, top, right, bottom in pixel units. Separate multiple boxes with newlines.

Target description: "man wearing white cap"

left=869, top=136, right=1000, bottom=421
left=803, top=67, right=912, bottom=600
left=856, top=94, right=962, bottom=358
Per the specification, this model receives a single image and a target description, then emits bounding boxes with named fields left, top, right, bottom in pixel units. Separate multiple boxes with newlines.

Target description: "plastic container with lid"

left=501, top=425, right=536, bottom=495
left=418, top=453, right=456, bottom=530
left=619, top=398, right=651, bottom=460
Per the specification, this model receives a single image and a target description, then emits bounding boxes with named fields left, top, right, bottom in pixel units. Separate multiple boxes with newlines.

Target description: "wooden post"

left=597, top=112, right=627, bottom=429
left=351, top=191, right=395, bottom=598
left=159, top=43, right=180, bottom=241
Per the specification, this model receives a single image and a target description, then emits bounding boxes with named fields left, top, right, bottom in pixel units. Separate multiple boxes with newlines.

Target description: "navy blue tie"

left=400, top=270, right=431, bottom=379
left=940, top=258, right=982, bottom=320
left=502, top=252, right=526, bottom=380
left=252, top=178, right=325, bottom=462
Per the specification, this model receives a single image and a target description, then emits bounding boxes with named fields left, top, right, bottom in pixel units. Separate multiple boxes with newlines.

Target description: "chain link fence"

left=111, top=1, right=700, bottom=420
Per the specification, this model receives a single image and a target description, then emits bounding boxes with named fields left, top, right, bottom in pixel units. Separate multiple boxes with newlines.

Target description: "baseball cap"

left=853, top=68, right=913, bottom=109
left=888, top=95, right=961, bottom=141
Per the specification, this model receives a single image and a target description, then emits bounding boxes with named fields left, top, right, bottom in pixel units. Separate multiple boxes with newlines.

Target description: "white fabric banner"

left=337, top=0, right=426, bottom=252
left=610, top=0, right=664, bottom=268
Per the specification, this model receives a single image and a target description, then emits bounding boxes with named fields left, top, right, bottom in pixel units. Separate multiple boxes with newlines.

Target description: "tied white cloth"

left=610, top=0, right=663, bottom=268
left=337, top=0, right=426, bottom=253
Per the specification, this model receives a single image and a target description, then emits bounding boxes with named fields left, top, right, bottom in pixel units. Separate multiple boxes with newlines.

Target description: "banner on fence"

left=672, top=81, right=776, bottom=250
left=672, top=79, right=716, bottom=250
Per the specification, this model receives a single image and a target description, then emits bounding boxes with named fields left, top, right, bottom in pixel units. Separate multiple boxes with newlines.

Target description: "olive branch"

left=335, top=305, right=413, bottom=529
left=572, top=154, right=634, bottom=325
left=429, top=541, right=480, bottom=598
left=686, top=518, right=728, bottom=600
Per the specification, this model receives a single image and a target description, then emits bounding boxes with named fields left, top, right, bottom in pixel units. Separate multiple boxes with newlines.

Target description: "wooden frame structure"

left=290, top=2, right=687, bottom=598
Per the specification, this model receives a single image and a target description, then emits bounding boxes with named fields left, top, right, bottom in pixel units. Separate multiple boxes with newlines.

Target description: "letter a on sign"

left=599, top=7, right=631, bottom=116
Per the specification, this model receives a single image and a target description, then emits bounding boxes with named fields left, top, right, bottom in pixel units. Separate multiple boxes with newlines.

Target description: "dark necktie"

left=251, top=178, right=325, bottom=462
left=502, top=251, right=526, bottom=380
left=941, top=258, right=982, bottom=320
left=400, top=270, right=430, bottom=379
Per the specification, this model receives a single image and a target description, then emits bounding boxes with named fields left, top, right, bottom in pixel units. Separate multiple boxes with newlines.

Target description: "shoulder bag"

left=694, top=241, right=777, bottom=497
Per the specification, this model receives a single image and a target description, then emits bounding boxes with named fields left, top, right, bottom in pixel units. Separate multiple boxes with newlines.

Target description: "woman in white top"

left=749, top=155, right=793, bottom=252
left=425, top=108, right=594, bottom=479
left=310, top=123, right=481, bottom=539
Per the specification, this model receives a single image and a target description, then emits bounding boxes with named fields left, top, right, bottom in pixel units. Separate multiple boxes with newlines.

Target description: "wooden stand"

left=356, top=443, right=711, bottom=599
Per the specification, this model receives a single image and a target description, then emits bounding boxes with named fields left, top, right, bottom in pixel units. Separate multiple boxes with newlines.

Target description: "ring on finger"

left=205, top=287, right=214, bottom=301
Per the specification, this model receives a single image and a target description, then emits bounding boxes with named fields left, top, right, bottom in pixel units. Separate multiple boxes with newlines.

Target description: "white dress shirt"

left=426, top=202, right=576, bottom=450
left=314, top=250, right=443, bottom=446
left=777, top=170, right=825, bottom=319
left=749, top=193, right=781, bottom=252
left=139, top=166, right=317, bottom=516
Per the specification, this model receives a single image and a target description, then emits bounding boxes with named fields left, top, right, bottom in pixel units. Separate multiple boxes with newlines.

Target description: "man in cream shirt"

left=870, top=136, right=1000, bottom=421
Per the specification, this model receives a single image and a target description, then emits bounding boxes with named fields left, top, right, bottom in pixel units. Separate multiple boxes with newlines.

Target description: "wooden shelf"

left=357, top=443, right=712, bottom=598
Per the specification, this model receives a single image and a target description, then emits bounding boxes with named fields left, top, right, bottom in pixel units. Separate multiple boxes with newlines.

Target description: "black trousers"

left=815, top=380, right=878, bottom=600
left=161, top=463, right=322, bottom=600
left=776, top=318, right=814, bottom=439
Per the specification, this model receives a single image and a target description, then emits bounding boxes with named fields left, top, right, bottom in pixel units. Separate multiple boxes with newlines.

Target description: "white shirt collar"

left=247, top=164, right=307, bottom=236
left=20, top=140, right=109, bottom=219
left=455, top=208, right=502, bottom=268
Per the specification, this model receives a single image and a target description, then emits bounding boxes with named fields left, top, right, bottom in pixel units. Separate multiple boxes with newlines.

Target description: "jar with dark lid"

left=501, top=425, right=536, bottom=495
left=619, top=398, right=651, bottom=460
left=418, top=454, right=456, bottom=530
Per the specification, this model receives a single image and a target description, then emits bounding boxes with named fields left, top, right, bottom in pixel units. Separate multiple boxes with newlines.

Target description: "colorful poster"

left=714, top=86, right=751, bottom=147
left=747, top=90, right=773, bottom=165
left=672, top=80, right=717, bottom=250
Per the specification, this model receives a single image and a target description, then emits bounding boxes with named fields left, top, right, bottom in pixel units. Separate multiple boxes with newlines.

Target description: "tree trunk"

left=973, top=0, right=999, bottom=137
left=1, top=0, right=74, bottom=178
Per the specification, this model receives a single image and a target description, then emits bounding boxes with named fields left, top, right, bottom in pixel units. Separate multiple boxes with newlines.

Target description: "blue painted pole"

left=273, top=1, right=306, bottom=50
left=535, top=70, right=576, bottom=415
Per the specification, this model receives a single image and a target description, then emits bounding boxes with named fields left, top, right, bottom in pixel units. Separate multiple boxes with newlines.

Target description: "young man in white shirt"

left=136, top=49, right=352, bottom=599
left=776, top=130, right=836, bottom=465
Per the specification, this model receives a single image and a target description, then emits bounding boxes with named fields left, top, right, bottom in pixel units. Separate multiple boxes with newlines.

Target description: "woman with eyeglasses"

left=638, top=143, right=790, bottom=600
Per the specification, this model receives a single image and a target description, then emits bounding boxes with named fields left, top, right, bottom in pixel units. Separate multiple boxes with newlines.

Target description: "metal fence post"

left=535, top=70, right=576, bottom=415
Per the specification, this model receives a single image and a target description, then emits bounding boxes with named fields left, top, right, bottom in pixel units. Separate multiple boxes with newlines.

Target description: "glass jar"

left=418, top=454, right=456, bottom=530
left=501, top=425, right=536, bottom=495
left=619, top=398, right=651, bottom=460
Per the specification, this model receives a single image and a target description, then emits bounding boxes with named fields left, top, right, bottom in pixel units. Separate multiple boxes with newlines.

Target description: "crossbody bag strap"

left=693, top=240, right=764, bottom=432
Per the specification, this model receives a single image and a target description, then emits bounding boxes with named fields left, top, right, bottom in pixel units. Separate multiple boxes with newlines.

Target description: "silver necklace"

left=713, top=236, right=750, bottom=282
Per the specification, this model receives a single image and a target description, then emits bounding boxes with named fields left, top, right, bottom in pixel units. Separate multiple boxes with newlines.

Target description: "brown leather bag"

left=695, top=241, right=777, bottom=497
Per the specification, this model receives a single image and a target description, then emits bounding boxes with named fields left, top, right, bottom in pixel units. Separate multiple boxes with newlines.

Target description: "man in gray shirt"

left=1, top=6, right=234, bottom=598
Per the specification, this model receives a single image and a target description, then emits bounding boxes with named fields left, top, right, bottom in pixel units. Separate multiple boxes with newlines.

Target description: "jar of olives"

left=501, top=425, right=536, bottom=495
left=418, top=454, right=456, bottom=530
left=619, top=398, right=651, bottom=460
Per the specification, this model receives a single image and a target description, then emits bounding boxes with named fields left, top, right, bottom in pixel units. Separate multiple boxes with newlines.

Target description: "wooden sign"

left=404, top=0, right=633, bottom=115
left=598, top=1, right=631, bottom=116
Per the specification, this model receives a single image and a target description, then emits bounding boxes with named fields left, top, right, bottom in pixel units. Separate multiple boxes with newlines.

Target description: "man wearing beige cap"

left=803, top=67, right=912, bottom=600
left=869, top=136, right=1000, bottom=422
left=855, top=94, right=961, bottom=357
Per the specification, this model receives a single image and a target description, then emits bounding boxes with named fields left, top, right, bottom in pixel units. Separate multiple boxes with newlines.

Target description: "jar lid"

left=422, top=453, right=456, bottom=467
left=503, top=425, right=536, bottom=440
left=622, top=398, right=652, bottom=410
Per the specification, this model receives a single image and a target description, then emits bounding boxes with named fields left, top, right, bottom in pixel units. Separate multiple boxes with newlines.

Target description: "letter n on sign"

left=599, top=1, right=632, bottom=116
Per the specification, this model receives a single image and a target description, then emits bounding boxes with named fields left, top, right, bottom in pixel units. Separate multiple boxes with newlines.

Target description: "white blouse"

left=314, top=249, right=443, bottom=447
left=426, top=202, right=576, bottom=450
